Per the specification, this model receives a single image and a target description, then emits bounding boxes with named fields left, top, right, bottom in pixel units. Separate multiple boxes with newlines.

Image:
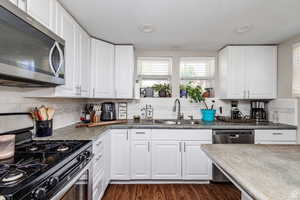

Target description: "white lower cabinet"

left=151, top=141, right=182, bottom=179
left=110, top=129, right=130, bottom=180
left=93, top=131, right=110, bottom=200
left=255, top=130, right=297, bottom=144
left=182, top=141, right=212, bottom=180
left=131, top=140, right=151, bottom=179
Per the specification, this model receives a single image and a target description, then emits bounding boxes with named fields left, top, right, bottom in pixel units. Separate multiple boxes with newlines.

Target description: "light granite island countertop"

left=202, top=144, right=300, bottom=200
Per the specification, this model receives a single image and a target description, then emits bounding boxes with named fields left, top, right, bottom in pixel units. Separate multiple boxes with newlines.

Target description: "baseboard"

left=110, top=180, right=210, bottom=184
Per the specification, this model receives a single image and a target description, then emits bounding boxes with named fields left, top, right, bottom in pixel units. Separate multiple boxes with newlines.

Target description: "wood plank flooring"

left=102, top=184, right=241, bottom=200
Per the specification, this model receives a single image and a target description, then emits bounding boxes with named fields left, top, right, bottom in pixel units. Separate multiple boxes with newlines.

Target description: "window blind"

left=180, top=57, right=215, bottom=80
left=137, top=57, right=172, bottom=76
left=293, top=43, right=300, bottom=96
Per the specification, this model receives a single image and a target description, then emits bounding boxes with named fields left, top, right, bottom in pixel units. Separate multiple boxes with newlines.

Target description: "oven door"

left=51, top=162, right=93, bottom=200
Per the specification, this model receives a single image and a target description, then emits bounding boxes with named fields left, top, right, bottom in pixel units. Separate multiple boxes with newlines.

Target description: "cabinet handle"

left=96, top=140, right=102, bottom=146
left=243, top=90, right=246, bottom=98
left=126, top=130, right=129, bottom=140
left=272, top=132, right=283, bottom=135
left=179, top=142, right=181, bottom=152
left=93, top=88, right=95, bottom=97
left=135, top=132, right=146, bottom=134
left=183, top=142, right=186, bottom=152
left=148, top=141, right=150, bottom=152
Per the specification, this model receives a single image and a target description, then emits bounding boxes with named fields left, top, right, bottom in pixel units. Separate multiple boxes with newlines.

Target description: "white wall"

left=0, top=86, right=84, bottom=129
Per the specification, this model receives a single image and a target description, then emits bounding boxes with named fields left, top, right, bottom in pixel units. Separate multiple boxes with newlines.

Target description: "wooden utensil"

left=47, top=107, right=55, bottom=120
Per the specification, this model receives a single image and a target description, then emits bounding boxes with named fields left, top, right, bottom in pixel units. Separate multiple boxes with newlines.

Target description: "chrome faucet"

left=173, top=98, right=183, bottom=120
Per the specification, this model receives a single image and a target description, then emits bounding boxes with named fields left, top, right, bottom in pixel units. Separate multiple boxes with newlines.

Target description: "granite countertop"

left=202, top=144, right=300, bottom=200
left=35, top=120, right=297, bottom=141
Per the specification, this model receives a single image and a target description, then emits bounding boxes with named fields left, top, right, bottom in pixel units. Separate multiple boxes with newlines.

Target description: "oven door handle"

left=50, top=161, right=92, bottom=200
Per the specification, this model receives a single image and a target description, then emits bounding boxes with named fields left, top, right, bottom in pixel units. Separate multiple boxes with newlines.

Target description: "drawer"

left=93, top=137, right=104, bottom=154
left=151, top=129, right=212, bottom=141
left=255, top=130, right=296, bottom=141
left=93, top=152, right=104, bottom=172
left=93, top=171, right=104, bottom=200
left=131, top=129, right=151, bottom=140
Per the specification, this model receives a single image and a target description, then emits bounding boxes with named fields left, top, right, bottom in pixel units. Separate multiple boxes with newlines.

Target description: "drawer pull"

left=96, top=140, right=102, bottom=146
left=135, top=132, right=146, bottom=134
left=272, top=133, right=283, bottom=135
left=95, top=155, right=102, bottom=162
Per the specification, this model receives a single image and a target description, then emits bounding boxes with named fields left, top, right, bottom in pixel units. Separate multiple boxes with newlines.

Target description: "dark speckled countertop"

left=35, top=120, right=297, bottom=141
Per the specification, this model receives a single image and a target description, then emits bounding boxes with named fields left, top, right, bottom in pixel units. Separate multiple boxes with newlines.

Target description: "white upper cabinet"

left=76, top=26, right=91, bottom=97
left=55, top=6, right=76, bottom=97
left=27, top=0, right=51, bottom=28
left=115, top=45, right=134, bottom=99
left=91, top=39, right=115, bottom=98
left=218, top=45, right=277, bottom=99
left=244, top=46, right=277, bottom=99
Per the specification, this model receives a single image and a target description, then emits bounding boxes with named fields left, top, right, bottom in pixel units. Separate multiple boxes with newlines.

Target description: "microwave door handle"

left=57, top=42, right=64, bottom=76
left=49, top=42, right=64, bottom=77
left=49, top=42, right=57, bottom=76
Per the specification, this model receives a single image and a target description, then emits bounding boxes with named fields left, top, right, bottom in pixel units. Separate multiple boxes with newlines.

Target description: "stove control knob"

left=34, top=188, right=47, bottom=200
left=77, top=155, right=85, bottom=162
left=84, top=151, right=91, bottom=158
left=48, top=177, right=59, bottom=187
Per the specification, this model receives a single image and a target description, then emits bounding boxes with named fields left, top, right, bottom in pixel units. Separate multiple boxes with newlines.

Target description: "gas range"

left=0, top=140, right=92, bottom=200
left=0, top=114, right=93, bottom=200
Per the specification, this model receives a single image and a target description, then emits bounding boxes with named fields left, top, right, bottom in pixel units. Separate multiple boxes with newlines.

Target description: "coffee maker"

left=250, top=101, right=267, bottom=122
left=100, top=102, right=116, bottom=121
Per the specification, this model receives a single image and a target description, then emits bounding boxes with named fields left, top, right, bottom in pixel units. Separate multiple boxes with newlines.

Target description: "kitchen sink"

left=154, top=120, right=181, bottom=125
left=154, top=119, right=201, bottom=125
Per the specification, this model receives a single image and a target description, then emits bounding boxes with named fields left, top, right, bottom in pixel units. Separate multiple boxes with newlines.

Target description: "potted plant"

left=180, top=84, right=188, bottom=98
left=152, top=83, right=171, bottom=97
left=185, top=83, right=216, bottom=122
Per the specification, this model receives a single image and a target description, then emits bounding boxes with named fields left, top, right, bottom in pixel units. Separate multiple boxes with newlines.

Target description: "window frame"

left=137, top=57, right=173, bottom=80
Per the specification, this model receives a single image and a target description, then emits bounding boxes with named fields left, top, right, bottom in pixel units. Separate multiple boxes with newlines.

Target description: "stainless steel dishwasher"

left=212, top=129, right=254, bottom=182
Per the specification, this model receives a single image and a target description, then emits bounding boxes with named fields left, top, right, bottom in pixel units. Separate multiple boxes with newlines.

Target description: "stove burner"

left=57, top=145, right=70, bottom=152
left=1, top=169, right=26, bottom=184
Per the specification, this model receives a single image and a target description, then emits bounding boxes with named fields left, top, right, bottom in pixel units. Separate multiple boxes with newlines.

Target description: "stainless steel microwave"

left=0, top=1, right=65, bottom=87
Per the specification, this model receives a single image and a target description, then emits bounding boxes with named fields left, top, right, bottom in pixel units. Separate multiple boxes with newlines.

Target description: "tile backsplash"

left=126, top=98, right=251, bottom=120
left=0, top=87, right=84, bottom=129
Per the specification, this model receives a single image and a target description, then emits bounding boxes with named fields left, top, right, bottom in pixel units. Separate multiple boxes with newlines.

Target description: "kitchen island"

left=202, top=144, right=300, bottom=200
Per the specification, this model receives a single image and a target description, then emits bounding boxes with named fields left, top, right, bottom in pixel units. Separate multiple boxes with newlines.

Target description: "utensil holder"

left=36, top=120, right=53, bottom=137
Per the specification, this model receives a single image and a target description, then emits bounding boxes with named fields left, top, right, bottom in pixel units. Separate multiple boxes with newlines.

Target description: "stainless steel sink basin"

left=154, top=120, right=181, bottom=125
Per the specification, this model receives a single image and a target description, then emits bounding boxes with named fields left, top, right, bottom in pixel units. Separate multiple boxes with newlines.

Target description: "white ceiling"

left=59, top=0, right=300, bottom=51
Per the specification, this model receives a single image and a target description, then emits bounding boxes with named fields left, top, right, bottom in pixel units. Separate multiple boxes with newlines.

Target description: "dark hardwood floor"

left=102, top=184, right=241, bottom=200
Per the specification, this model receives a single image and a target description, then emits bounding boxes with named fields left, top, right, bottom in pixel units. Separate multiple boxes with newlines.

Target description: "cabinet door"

left=110, top=130, right=130, bottom=180
left=91, top=39, right=115, bottom=98
left=182, top=141, right=212, bottom=180
left=228, top=46, right=246, bottom=99
left=78, top=29, right=91, bottom=97
left=27, top=0, right=51, bottom=28
left=151, top=141, right=181, bottom=179
left=245, top=46, right=277, bottom=99
left=55, top=8, right=76, bottom=96
left=131, top=141, right=151, bottom=179
left=115, top=45, right=134, bottom=99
